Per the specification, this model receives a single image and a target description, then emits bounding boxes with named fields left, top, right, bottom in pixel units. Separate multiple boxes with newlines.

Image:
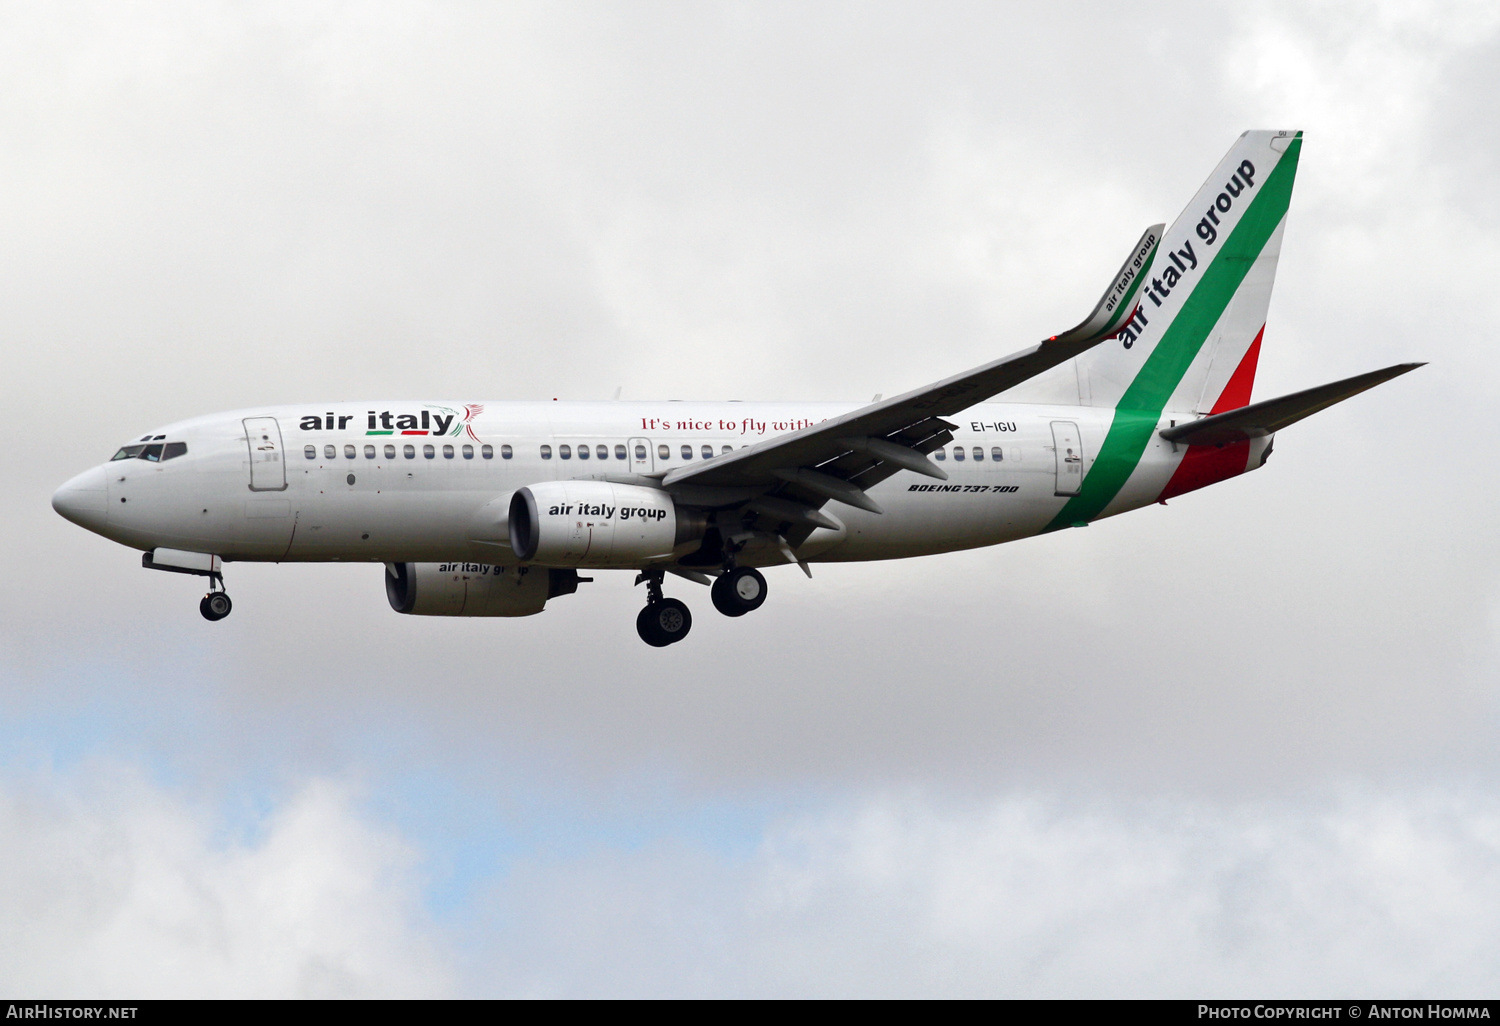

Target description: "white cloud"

left=478, top=787, right=1500, bottom=997
left=0, top=768, right=452, bottom=997
left=3, top=768, right=1499, bottom=998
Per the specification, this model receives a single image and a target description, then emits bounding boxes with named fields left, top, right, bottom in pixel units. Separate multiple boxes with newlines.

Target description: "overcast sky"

left=3, top=0, right=1499, bottom=997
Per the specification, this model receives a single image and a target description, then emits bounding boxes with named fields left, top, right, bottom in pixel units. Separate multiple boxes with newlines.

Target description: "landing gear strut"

left=711, top=566, right=767, bottom=617
left=635, top=570, right=692, bottom=646
left=199, top=573, right=232, bottom=622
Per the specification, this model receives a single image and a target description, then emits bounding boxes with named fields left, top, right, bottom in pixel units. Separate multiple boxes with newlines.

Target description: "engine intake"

left=509, top=481, right=702, bottom=567
left=385, top=562, right=582, bottom=617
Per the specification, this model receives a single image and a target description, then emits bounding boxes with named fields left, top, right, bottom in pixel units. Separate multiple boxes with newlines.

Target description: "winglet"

left=1050, top=223, right=1165, bottom=346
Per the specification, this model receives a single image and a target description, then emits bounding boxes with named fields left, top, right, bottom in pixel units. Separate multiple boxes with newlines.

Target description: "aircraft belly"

left=283, top=488, right=481, bottom=562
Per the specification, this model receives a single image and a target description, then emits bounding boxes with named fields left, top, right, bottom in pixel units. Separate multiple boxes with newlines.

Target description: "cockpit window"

left=112, top=445, right=147, bottom=461
left=139, top=443, right=164, bottom=462
left=161, top=442, right=188, bottom=461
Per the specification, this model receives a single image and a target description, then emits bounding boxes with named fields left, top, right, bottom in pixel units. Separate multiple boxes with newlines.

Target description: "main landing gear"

left=634, top=566, right=771, bottom=646
left=711, top=566, right=766, bottom=617
left=199, top=575, right=232, bottom=622
left=636, top=571, right=692, bottom=647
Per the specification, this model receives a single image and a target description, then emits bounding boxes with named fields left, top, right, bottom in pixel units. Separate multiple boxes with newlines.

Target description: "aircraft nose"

left=52, top=466, right=109, bottom=533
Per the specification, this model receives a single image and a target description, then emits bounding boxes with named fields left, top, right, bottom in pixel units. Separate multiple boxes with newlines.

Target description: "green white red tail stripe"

left=1045, top=130, right=1302, bottom=530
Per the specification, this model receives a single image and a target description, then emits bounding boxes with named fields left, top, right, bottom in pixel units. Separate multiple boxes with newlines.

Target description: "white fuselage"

left=55, top=399, right=1228, bottom=569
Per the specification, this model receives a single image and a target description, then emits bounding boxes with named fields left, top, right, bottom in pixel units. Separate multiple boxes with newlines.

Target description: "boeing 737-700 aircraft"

left=52, top=130, right=1419, bottom=646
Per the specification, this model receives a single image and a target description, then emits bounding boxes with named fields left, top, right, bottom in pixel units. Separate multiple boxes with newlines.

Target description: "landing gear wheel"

left=200, top=592, right=232, bottom=621
left=637, top=598, right=692, bottom=646
left=711, top=567, right=767, bottom=617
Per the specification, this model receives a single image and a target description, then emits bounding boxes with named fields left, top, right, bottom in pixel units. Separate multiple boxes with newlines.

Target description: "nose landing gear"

left=199, top=571, right=232, bottom=622
left=141, top=550, right=233, bottom=622
left=199, top=590, right=233, bottom=621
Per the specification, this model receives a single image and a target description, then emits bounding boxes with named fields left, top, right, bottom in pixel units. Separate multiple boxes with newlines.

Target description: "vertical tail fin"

left=1044, top=130, right=1303, bottom=531
left=1079, top=130, right=1302, bottom=413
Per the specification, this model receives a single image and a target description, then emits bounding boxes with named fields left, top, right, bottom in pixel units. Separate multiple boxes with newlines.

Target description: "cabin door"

left=1050, top=421, right=1084, bottom=497
left=243, top=417, right=288, bottom=492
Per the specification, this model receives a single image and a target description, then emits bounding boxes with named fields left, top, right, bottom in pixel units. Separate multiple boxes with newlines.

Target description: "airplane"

left=52, top=130, right=1421, bottom=647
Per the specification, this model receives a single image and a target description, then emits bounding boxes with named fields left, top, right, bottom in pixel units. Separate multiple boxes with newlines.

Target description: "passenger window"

left=658, top=444, right=669, bottom=460
left=364, top=444, right=375, bottom=459
left=462, top=444, right=474, bottom=459
left=722, top=445, right=732, bottom=454
left=577, top=445, right=590, bottom=460
left=560, top=444, right=571, bottom=459
left=443, top=444, right=454, bottom=459
left=161, top=442, right=188, bottom=461
left=496, top=445, right=507, bottom=459
left=597, top=444, right=608, bottom=460
left=324, top=445, right=336, bottom=459
left=934, top=448, right=946, bottom=461
left=991, top=447, right=1003, bottom=462
left=953, top=447, right=965, bottom=461
left=540, top=445, right=552, bottom=459
left=635, top=444, right=647, bottom=460
left=701, top=445, right=713, bottom=459
left=615, top=444, right=627, bottom=460
left=973, top=446, right=983, bottom=461
left=303, top=445, right=316, bottom=460
left=403, top=444, right=415, bottom=459
left=384, top=444, right=396, bottom=459
left=423, top=444, right=435, bottom=459
left=681, top=445, right=692, bottom=460
left=344, top=444, right=356, bottom=459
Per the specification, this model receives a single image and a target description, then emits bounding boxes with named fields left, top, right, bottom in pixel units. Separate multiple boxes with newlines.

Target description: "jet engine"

left=385, top=561, right=583, bottom=617
left=508, top=481, right=704, bottom=567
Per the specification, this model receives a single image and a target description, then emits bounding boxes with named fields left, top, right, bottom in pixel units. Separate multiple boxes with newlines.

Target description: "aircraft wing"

left=660, top=224, right=1165, bottom=516
left=1158, top=362, right=1424, bottom=448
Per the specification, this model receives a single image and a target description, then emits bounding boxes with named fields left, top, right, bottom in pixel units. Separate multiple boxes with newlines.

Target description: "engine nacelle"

left=385, top=562, right=583, bottom=617
left=509, top=481, right=703, bottom=567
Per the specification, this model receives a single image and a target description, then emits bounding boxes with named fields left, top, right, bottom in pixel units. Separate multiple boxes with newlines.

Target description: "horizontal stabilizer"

left=1159, top=363, right=1424, bottom=447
